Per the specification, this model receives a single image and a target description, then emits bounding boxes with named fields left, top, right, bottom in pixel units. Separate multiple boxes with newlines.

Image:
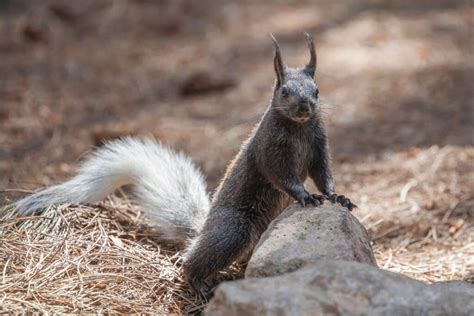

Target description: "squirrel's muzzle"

left=296, top=102, right=311, bottom=116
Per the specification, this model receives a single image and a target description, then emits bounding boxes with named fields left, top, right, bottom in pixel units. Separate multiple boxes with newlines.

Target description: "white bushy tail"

left=13, top=137, right=210, bottom=242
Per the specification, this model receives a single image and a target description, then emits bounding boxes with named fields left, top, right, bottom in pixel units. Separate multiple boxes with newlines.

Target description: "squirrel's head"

left=271, top=33, right=319, bottom=123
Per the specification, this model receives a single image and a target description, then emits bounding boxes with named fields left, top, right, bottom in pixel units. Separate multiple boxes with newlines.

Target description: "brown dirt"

left=1, top=0, right=473, bottom=313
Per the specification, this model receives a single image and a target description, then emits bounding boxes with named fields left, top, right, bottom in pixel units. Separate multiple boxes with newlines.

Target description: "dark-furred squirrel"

left=11, top=33, right=356, bottom=296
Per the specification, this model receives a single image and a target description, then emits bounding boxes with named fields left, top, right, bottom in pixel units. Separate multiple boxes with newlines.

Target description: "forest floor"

left=0, top=0, right=473, bottom=313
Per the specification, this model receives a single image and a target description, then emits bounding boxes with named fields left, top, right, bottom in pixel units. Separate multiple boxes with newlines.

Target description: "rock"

left=430, top=280, right=474, bottom=293
left=245, top=205, right=376, bottom=278
left=206, top=260, right=474, bottom=316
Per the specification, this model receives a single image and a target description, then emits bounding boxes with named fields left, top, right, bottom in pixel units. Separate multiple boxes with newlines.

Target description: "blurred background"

left=0, top=0, right=473, bottom=282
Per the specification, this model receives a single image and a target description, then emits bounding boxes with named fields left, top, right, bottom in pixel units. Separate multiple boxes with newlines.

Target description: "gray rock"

left=245, top=204, right=377, bottom=278
left=206, top=260, right=474, bottom=316
left=431, top=280, right=474, bottom=293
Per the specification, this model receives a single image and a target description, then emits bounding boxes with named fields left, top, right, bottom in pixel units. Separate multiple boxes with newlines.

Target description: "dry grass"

left=1, top=146, right=472, bottom=314
left=351, top=146, right=474, bottom=283
left=0, top=197, right=216, bottom=314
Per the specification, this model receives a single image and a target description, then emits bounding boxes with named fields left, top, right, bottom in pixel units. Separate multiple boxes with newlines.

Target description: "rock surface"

left=206, top=260, right=474, bottom=316
left=245, top=204, right=377, bottom=278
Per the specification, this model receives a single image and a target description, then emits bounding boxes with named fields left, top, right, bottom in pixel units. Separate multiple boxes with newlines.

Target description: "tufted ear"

left=271, top=34, right=285, bottom=88
left=304, top=32, right=317, bottom=78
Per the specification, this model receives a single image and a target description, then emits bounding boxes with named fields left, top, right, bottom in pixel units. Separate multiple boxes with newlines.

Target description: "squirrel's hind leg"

left=182, top=210, right=256, bottom=296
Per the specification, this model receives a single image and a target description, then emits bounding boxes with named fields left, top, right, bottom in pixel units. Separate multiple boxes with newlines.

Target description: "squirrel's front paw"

left=328, top=194, right=357, bottom=211
left=296, top=191, right=323, bottom=207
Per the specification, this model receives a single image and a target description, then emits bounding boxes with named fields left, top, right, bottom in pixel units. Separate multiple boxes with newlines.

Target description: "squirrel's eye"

left=314, top=88, right=320, bottom=98
left=281, top=87, right=289, bottom=97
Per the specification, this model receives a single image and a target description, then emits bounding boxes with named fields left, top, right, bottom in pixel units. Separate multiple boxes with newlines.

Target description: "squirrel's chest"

left=287, top=134, right=313, bottom=177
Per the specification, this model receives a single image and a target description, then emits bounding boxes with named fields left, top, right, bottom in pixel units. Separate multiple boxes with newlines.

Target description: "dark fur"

left=183, top=34, right=355, bottom=295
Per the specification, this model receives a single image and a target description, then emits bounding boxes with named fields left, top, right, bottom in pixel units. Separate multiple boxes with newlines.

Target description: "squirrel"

left=10, top=33, right=356, bottom=297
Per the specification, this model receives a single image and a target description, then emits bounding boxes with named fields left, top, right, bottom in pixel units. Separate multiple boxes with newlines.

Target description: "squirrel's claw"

left=328, top=194, right=357, bottom=211
left=311, top=194, right=325, bottom=206
left=296, top=191, right=323, bottom=207
left=296, top=193, right=305, bottom=207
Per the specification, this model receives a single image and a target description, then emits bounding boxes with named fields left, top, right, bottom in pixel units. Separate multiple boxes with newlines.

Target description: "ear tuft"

left=304, top=32, right=317, bottom=78
left=271, top=34, right=285, bottom=88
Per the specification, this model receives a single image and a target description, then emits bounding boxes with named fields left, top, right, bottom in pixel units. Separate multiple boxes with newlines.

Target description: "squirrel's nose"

left=298, top=103, right=310, bottom=114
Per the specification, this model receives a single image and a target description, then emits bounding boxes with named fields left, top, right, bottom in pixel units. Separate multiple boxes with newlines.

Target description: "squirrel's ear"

left=304, top=32, right=317, bottom=78
left=271, top=34, right=285, bottom=88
